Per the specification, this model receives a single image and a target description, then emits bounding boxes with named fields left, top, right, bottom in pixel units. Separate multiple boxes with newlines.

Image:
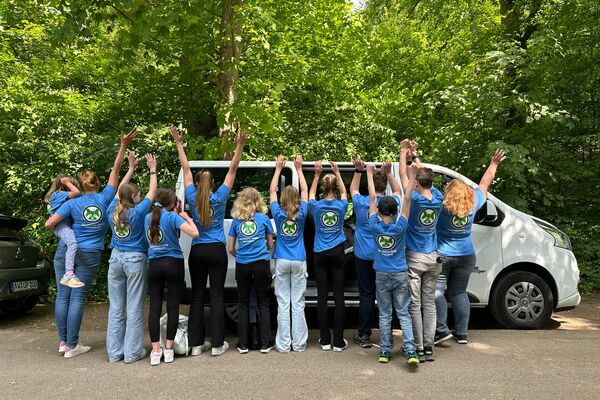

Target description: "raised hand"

left=169, top=126, right=183, bottom=142
left=366, top=163, right=375, bottom=174
left=294, top=154, right=303, bottom=169
left=353, top=158, right=365, bottom=171
left=491, top=149, right=506, bottom=166
left=315, top=160, right=323, bottom=175
left=146, top=153, right=156, bottom=171
left=381, top=161, right=392, bottom=175
left=127, top=151, right=138, bottom=170
left=408, top=162, right=420, bottom=179
left=409, top=140, right=419, bottom=157
left=275, top=154, right=285, bottom=170
left=330, top=161, right=339, bottom=174
left=236, top=130, right=248, bottom=145
left=400, top=139, right=411, bottom=150
left=121, top=129, right=138, bottom=147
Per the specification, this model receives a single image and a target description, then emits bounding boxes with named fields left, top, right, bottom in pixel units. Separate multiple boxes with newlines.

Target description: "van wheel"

left=0, top=296, right=39, bottom=315
left=490, top=271, right=554, bottom=329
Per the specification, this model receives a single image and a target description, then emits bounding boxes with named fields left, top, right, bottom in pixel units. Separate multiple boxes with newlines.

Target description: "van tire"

left=0, top=295, right=39, bottom=315
left=490, top=271, right=554, bottom=329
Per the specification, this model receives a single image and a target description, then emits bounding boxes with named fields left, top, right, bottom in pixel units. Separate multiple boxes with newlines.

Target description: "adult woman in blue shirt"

left=45, top=130, right=138, bottom=358
left=309, top=161, right=349, bottom=351
left=170, top=127, right=247, bottom=357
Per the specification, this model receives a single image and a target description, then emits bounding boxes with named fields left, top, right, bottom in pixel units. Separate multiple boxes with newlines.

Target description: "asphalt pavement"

left=1, top=295, right=599, bottom=400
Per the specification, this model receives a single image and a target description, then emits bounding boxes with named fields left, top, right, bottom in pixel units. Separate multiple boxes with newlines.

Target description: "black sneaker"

left=260, top=341, right=275, bottom=354
left=424, top=346, right=434, bottom=362
left=237, top=343, right=249, bottom=354
left=434, top=332, right=453, bottom=345
left=352, top=332, right=372, bottom=348
left=452, top=332, right=468, bottom=344
left=416, top=349, right=426, bottom=363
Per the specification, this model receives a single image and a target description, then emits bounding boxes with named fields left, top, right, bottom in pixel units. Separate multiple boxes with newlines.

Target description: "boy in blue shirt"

left=367, top=157, right=420, bottom=366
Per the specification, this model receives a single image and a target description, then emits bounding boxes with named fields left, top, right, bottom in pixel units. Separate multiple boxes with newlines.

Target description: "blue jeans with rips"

left=375, top=271, right=416, bottom=354
left=54, top=243, right=101, bottom=348
left=106, top=249, right=148, bottom=363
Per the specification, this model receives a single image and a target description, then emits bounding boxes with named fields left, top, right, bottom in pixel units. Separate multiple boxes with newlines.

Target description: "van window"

left=303, top=166, right=356, bottom=221
left=188, top=166, right=293, bottom=219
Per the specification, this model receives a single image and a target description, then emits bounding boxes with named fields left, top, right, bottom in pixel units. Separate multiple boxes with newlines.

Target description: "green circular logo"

left=280, top=220, right=298, bottom=236
left=83, top=206, right=103, bottom=222
left=240, top=220, right=258, bottom=236
left=419, top=208, right=437, bottom=226
left=451, top=215, right=469, bottom=228
left=114, top=224, right=131, bottom=239
left=321, top=211, right=338, bottom=227
left=146, top=227, right=164, bottom=244
left=377, top=235, right=396, bottom=250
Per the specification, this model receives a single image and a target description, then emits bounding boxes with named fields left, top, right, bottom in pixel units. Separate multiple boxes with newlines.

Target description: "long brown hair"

left=78, top=170, right=100, bottom=193
left=320, top=173, right=340, bottom=199
left=231, top=187, right=268, bottom=220
left=149, top=188, right=176, bottom=244
left=280, top=186, right=300, bottom=220
left=112, top=183, right=140, bottom=228
left=44, top=174, right=80, bottom=203
left=443, top=179, right=475, bottom=216
left=194, top=170, right=213, bottom=228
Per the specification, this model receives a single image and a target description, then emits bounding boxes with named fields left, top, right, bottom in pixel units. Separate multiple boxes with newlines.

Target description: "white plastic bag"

left=159, top=313, right=189, bottom=356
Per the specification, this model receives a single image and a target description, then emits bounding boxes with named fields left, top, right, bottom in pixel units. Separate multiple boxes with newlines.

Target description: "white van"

left=176, top=161, right=580, bottom=329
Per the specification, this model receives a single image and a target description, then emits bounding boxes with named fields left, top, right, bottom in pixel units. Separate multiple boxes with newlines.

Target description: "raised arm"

left=399, top=139, right=410, bottom=189
left=400, top=162, right=419, bottom=219
left=145, top=153, right=158, bottom=202
left=223, top=130, right=248, bottom=190
left=478, top=149, right=506, bottom=199
left=294, top=155, right=308, bottom=202
left=330, top=161, right=347, bottom=200
left=366, top=164, right=377, bottom=216
left=115, top=151, right=137, bottom=200
left=381, top=161, right=402, bottom=196
left=309, top=161, right=323, bottom=200
left=169, top=126, right=193, bottom=188
left=409, top=140, right=423, bottom=168
left=108, top=129, right=137, bottom=189
left=270, top=155, right=284, bottom=203
left=350, top=159, right=364, bottom=197
left=61, top=178, right=81, bottom=199
left=178, top=211, right=199, bottom=238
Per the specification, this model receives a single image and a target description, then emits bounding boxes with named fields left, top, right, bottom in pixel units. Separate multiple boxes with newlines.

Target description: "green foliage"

left=1, top=0, right=598, bottom=297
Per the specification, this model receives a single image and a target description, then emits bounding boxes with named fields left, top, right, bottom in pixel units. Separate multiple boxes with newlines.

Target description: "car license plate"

left=10, top=280, right=39, bottom=293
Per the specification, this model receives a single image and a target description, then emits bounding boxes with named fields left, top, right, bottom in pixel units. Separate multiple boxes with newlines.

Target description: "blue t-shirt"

left=228, top=212, right=273, bottom=264
left=405, top=187, right=444, bottom=253
left=49, top=191, right=69, bottom=216
left=185, top=183, right=230, bottom=245
left=437, top=187, right=486, bottom=256
left=145, top=210, right=186, bottom=260
left=309, top=198, right=348, bottom=253
left=271, top=200, right=308, bottom=261
left=353, top=194, right=402, bottom=261
left=369, top=214, right=409, bottom=273
left=107, top=197, right=152, bottom=253
left=55, top=185, right=116, bottom=251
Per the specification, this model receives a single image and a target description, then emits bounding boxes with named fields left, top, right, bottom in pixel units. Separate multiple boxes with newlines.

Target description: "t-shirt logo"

left=240, top=220, right=258, bottom=236
left=451, top=215, right=469, bottom=228
left=83, top=206, right=103, bottom=222
left=377, top=235, right=396, bottom=250
left=114, top=224, right=131, bottom=239
left=280, top=220, right=298, bottom=236
left=419, top=208, right=436, bottom=226
left=321, top=211, right=338, bottom=227
left=147, top=227, right=164, bottom=244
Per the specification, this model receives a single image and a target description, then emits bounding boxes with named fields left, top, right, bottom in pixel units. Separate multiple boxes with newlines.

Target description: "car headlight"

left=534, top=219, right=572, bottom=250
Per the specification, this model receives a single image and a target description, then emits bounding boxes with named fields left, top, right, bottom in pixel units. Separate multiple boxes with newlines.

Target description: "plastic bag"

left=159, top=313, right=189, bottom=356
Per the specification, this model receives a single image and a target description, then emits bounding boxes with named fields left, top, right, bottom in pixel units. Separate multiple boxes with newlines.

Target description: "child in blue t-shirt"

left=227, top=187, right=274, bottom=354
left=367, top=158, right=420, bottom=366
left=269, top=155, right=309, bottom=353
left=44, top=174, right=82, bottom=288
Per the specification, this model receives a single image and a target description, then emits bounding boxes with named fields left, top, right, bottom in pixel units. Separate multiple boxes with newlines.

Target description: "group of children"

left=44, top=129, right=505, bottom=367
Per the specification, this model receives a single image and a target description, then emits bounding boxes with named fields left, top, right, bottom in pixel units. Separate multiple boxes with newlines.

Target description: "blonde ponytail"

left=195, top=170, right=213, bottom=228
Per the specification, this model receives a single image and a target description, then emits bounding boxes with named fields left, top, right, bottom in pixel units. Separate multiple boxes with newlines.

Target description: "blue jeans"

left=435, top=254, right=476, bottom=337
left=106, top=249, right=148, bottom=363
left=273, top=259, right=308, bottom=352
left=375, top=271, right=416, bottom=354
left=54, top=243, right=101, bottom=348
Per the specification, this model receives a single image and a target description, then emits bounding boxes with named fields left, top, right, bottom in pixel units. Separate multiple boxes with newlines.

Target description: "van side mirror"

left=475, top=200, right=498, bottom=224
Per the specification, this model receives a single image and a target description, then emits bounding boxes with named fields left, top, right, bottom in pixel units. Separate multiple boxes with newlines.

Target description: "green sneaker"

left=416, top=349, right=426, bottom=363
left=405, top=350, right=419, bottom=366
left=378, top=350, right=391, bottom=363
left=424, top=346, right=434, bottom=362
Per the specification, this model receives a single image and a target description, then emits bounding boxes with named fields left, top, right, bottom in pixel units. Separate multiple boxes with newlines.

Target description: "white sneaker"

left=60, top=274, right=85, bottom=288
left=58, top=343, right=66, bottom=353
left=319, top=339, right=331, bottom=351
left=150, top=349, right=162, bottom=366
left=163, top=348, right=174, bottom=363
left=212, top=341, right=229, bottom=356
left=64, top=344, right=91, bottom=358
left=190, top=341, right=211, bottom=356
left=333, top=339, right=349, bottom=352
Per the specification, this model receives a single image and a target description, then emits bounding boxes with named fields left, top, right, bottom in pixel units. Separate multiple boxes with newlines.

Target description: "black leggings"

left=148, top=257, right=185, bottom=343
left=187, top=242, right=228, bottom=348
left=314, top=243, right=346, bottom=347
left=236, top=260, right=272, bottom=347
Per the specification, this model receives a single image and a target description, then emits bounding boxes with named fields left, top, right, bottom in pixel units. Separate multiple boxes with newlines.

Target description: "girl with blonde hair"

left=309, top=161, right=348, bottom=351
left=105, top=152, right=157, bottom=363
left=228, top=187, right=274, bottom=353
left=170, top=126, right=247, bottom=357
left=435, top=149, right=506, bottom=345
left=269, top=154, right=309, bottom=352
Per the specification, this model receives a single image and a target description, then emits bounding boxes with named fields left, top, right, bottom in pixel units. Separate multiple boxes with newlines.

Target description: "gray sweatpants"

left=54, top=221, right=77, bottom=275
left=407, top=251, right=441, bottom=349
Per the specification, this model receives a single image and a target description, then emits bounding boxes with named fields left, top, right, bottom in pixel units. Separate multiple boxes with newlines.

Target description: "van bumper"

left=556, top=292, right=581, bottom=310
